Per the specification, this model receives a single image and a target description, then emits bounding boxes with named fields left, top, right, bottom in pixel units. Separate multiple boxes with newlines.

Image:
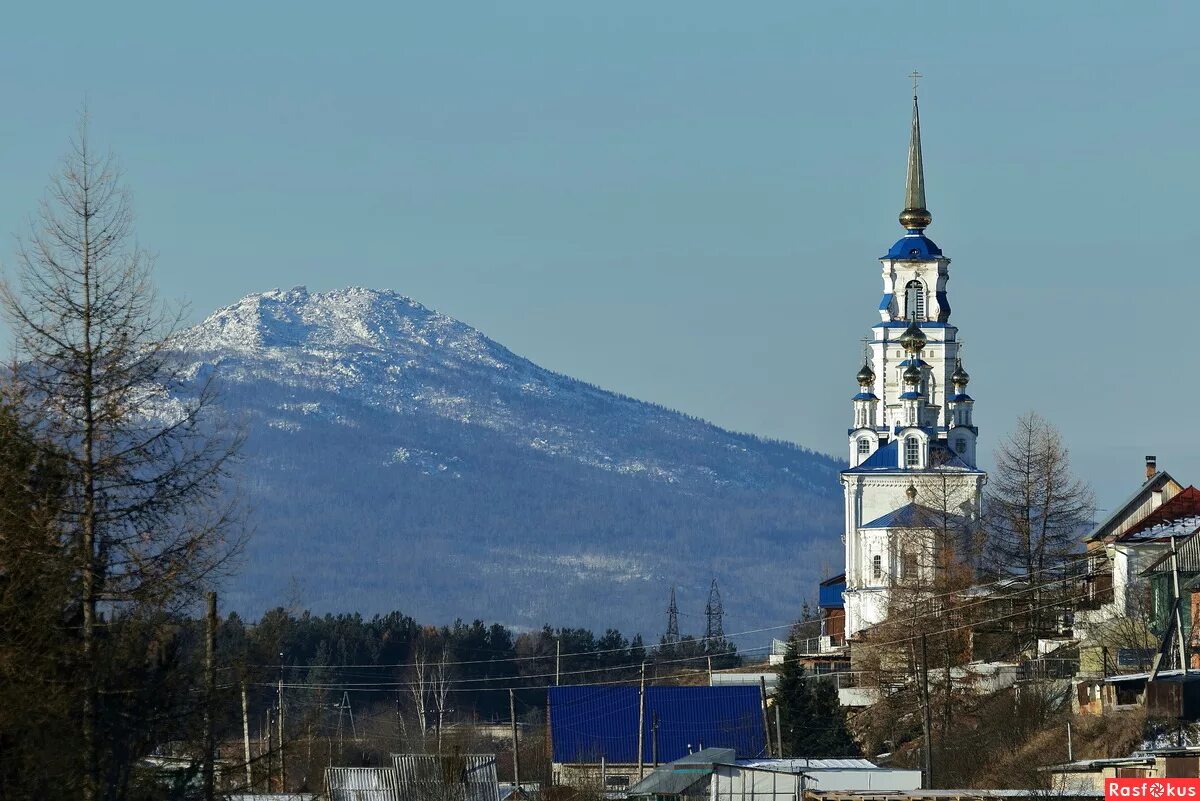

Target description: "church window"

left=904, top=280, right=926, bottom=320
left=902, top=551, right=918, bottom=580
left=872, top=555, right=882, bottom=580
left=955, top=438, right=966, bottom=454
left=858, top=438, right=871, bottom=455
left=905, top=437, right=920, bottom=467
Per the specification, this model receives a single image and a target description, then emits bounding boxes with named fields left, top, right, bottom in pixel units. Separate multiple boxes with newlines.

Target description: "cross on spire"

left=909, top=70, right=922, bottom=97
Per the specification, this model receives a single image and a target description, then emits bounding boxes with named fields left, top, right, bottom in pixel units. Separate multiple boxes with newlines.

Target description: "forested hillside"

left=171, top=287, right=845, bottom=633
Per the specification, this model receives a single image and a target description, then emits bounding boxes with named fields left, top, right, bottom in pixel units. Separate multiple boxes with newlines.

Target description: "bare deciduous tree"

left=986, top=412, right=1094, bottom=638
left=432, top=647, right=453, bottom=756
left=0, top=117, right=242, bottom=800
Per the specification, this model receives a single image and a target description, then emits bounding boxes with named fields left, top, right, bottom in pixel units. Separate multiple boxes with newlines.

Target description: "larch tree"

left=0, top=117, right=242, bottom=799
left=986, top=412, right=1093, bottom=638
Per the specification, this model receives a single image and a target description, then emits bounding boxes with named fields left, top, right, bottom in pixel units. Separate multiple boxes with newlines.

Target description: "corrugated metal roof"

left=325, top=767, right=401, bottom=801
left=738, top=758, right=881, bottom=771
left=548, top=685, right=766, bottom=764
left=391, top=754, right=500, bottom=801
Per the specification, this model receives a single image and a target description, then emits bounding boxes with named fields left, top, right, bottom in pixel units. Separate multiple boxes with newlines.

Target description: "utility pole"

left=265, top=707, right=273, bottom=791
left=637, top=662, right=647, bottom=780
left=921, top=634, right=933, bottom=788
left=759, top=676, right=772, bottom=758
left=707, top=656, right=713, bottom=685
left=203, top=592, right=217, bottom=801
left=241, top=682, right=253, bottom=790
left=509, top=689, right=521, bottom=792
left=1066, top=721, right=1073, bottom=762
left=278, top=657, right=286, bottom=791
left=1172, top=536, right=1189, bottom=673
left=556, top=638, right=561, bottom=686
left=775, top=705, right=784, bottom=759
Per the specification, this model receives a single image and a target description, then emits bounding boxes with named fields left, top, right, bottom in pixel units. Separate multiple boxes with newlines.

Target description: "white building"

left=841, top=92, right=986, bottom=639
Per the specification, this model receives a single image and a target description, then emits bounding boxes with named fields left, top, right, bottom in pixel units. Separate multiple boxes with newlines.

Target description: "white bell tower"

left=841, top=87, right=987, bottom=639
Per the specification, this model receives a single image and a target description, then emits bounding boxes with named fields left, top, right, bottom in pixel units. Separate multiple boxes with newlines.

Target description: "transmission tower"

left=665, top=586, right=680, bottom=644
left=704, top=579, right=724, bottom=647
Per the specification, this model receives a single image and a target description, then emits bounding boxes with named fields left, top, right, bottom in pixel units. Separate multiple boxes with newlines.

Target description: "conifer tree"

left=775, top=637, right=859, bottom=757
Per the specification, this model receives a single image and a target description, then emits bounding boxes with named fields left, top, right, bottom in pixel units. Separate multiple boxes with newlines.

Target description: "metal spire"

left=899, top=72, right=932, bottom=232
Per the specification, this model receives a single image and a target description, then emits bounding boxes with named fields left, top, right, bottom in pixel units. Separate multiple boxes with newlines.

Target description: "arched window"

left=872, top=555, right=882, bottom=581
left=955, top=437, right=967, bottom=454
left=905, top=437, right=920, bottom=467
left=858, top=438, right=871, bottom=456
left=904, top=280, right=925, bottom=321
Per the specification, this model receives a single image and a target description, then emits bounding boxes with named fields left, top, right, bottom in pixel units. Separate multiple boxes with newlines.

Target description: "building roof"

left=1086, top=471, right=1181, bottom=543
left=861, top=502, right=967, bottom=531
left=884, top=233, right=942, bottom=260
left=739, top=758, right=882, bottom=771
left=548, top=686, right=766, bottom=765
left=1141, top=529, right=1200, bottom=576
left=819, top=574, right=846, bottom=609
left=1115, top=486, right=1200, bottom=543
left=844, top=440, right=979, bottom=474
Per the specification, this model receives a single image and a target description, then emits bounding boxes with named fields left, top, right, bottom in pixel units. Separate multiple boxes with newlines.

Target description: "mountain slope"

left=173, top=287, right=845, bottom=635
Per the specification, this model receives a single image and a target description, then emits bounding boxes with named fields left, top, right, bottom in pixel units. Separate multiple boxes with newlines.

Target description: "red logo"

left=1107, top=779, right=1200, bottom=799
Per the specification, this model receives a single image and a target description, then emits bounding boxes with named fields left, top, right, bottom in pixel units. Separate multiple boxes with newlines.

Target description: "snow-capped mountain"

left=175, top=287, right=844, bottom=634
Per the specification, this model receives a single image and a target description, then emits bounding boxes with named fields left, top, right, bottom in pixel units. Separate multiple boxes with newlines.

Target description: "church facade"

left=841, top=92, right=987, bottom=639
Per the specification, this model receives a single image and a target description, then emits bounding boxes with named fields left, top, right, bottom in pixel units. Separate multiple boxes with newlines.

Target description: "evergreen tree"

left=775, top=637, right=860, bottom=757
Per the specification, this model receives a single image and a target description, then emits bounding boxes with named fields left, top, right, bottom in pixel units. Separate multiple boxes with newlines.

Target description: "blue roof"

left=899, top=391, right=923, bottom=400
left=884, top=233, right=943, bottom=260
left=818, top=575, right=845, bottom=609
left=548, top=686, right=766, bottom=764
left=898, top=358, right=930, bottom=368
left=861, top=502, right=967, bottom=530
left=844, top=439, right=980, bottom=473
left=949, top=393, right=974, bottom=402
left=851, top=392, right=878, bottom=401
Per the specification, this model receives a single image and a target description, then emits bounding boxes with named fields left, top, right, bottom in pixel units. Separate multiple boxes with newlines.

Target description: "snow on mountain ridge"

left=180, top=286, right=505, bottom=364
left=172, top=285, right=837, bottom=491
left=165, top=286, right=845, bottom=629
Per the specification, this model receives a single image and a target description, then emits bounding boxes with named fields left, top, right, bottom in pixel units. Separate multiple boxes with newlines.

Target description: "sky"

left=0, top=2, right=1196, bottom=509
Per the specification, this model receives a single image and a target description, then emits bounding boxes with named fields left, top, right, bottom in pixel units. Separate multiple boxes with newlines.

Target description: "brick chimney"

left=1146, top=455, right=1158, bottom=480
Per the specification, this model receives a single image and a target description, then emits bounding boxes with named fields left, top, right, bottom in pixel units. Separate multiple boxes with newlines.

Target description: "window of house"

left=858, top=438, right=871, bottom=455
left=905, top=437, right=920, bottom=466
left=872, top=555, right=882, bottom=580
left=904, top=280, right=925, bottom=320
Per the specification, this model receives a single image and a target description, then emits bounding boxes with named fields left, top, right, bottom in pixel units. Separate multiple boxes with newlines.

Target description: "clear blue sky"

left=0, top=2, right=1195, bottom=509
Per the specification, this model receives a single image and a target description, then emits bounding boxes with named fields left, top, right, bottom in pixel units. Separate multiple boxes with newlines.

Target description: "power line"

left=246, top=554, right=1096, bottom=671
left=246, top=588, right=1095, bottom=695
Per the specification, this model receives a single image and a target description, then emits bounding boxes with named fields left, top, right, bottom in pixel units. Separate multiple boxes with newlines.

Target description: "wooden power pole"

left=637, top=662, right=646, bottom=780
left=759, top=676, right=772, bottom=758
left=278, top=671, right=286, bottom=790
left=921, top=634, right=933, bottom=788
left=509, top=689, right=521, bottom=792
left=203, top=591, right=217, bottom=801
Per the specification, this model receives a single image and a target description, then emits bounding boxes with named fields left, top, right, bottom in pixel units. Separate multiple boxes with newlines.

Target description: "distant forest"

left=210, top=608, right=744, bottom=725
